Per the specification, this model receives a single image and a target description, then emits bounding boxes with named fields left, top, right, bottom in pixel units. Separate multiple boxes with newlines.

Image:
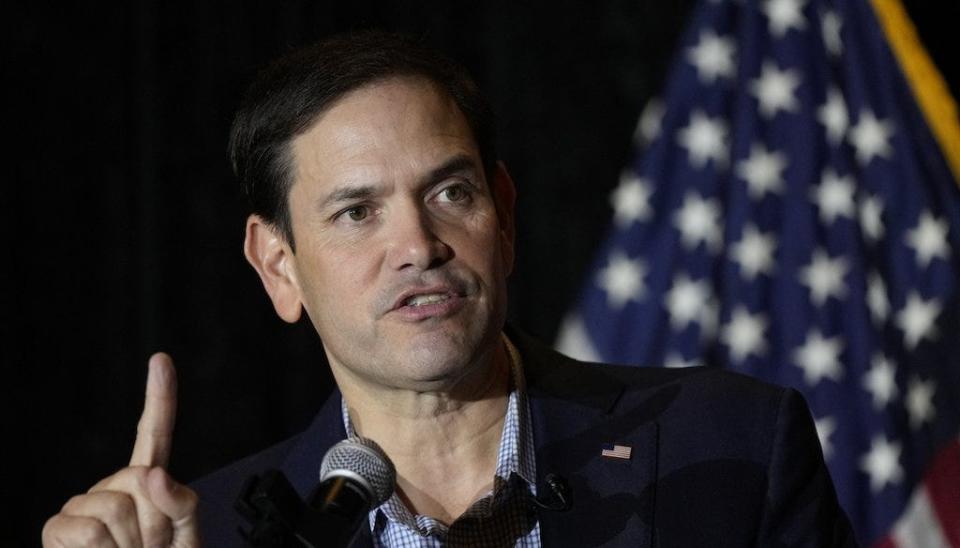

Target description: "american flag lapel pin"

left=601, top=443, right=632, bottom=461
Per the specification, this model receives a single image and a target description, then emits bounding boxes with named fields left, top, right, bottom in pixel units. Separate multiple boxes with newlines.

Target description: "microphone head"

left=320, top=437, right=396, bottom=506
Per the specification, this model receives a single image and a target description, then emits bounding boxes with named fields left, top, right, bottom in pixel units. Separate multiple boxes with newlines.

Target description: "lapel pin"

left=601, top=443, right=632, bottom=461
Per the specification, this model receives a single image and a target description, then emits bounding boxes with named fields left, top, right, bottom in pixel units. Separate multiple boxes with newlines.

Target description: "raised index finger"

left=129, top=352, right=178, bottom=468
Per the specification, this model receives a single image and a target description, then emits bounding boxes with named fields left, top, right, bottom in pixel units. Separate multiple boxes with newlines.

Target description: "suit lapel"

left=279, top=390, right=347, bottom=499
left=279, top=390, right=376, bottom=548
left=274, top=391, right=373, bottom=547
left=513, top=328, right=659, bottom=548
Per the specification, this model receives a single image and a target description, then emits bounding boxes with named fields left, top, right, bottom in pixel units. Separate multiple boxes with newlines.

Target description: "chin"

left=398, top=332, right=482, bottom=381
left=406, top=340, right=469, bottom=371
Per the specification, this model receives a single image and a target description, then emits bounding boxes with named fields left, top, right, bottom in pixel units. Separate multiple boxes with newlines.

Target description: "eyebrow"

left=318, top=184, right=379, bottom=211
left=419, top=154, right=479, bottom=188
left=316, top=154, right=481, bottom=211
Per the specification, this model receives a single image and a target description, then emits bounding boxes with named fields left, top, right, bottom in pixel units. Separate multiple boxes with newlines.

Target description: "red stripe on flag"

left=924, top=439, right=960, bottom=547
left=872, top=535, right=895, bottom=548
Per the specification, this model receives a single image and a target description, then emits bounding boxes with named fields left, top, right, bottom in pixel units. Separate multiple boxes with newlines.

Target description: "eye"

left=437, top=183, right=471, bottom=204
left=340, top=205, right=369, bottom=222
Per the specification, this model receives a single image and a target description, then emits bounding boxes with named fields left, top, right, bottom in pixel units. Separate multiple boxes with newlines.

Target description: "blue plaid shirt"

left=341, top=334, right=542, bottom=547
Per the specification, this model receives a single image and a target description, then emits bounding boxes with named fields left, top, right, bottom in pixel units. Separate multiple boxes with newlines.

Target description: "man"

left=43, top=31, right=856, bottom=547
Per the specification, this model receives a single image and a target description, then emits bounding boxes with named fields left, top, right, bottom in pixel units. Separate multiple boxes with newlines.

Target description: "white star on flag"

left=799, top=248, right=849, bottom=306
left=849, top=109, right=895, bottom=165
left=730, top=224, right=777, bottom=280
left=674, top=192, right=723, bottom=252
left=677, top=109, right=729, bottom=168
left=636, top=98, right=665, bottom=145
left=762, top=0, right=808, bottom=37
left=817, top=87, right=848, bottom=144
left=906, top=376, right=936, bottom=430
left=793, top=329, right=844, bottom=386
left=895, top=291, right=941, bottom=349
left=750, top=61, right=802, bottom=119
left=597, top=251, right=646, bottom=309
left=821, top=10, right=843, bottom=57
left=720, top=306, right=768, bottom=363
left=815, top=415, right=837, bottom=460
left=610, top=173, right=653, bottom=228
left=812, top=169, right=855, bottom=224
left=664, top=352, right=699, bottom=369
left=905, top=210, right=950, bottom=268
left=686, top=30, right=737, bottom=84
left=859, top=194, right=885, bottom=243
left=665, top=273, right=712, bottom=330
left=866, top=272, right=890, bottom=325
left=737, top=143, right=788, bottom=199
left=862, top=355, right=898, bottom=410
left=860, top=435, right=904, bottom=493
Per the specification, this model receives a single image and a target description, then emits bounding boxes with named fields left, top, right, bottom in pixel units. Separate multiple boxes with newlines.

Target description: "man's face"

left=283, top=77, right=514, bottom=393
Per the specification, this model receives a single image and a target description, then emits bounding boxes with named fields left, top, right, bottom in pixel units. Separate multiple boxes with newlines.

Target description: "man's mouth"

left=388, top=283, right=467, bottom=316
left=403, top=293, right=452, bottom=307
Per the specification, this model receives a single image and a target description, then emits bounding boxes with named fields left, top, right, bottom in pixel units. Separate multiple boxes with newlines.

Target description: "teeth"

left=405, top=293, right=449, bottom=306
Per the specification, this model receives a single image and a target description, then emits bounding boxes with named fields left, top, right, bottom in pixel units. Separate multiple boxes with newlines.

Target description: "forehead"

left=289, top=77, right=480, bottom=192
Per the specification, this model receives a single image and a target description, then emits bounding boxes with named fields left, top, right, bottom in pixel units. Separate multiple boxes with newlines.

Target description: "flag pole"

left=870, top=0, right=960, bottom=184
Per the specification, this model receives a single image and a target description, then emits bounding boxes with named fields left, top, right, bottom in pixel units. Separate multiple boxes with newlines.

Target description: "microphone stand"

left=235, top=469, right=368, bottom=548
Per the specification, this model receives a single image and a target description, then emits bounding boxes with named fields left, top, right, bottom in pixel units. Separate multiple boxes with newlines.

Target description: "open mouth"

left=403, top=293, right=452, bottom=307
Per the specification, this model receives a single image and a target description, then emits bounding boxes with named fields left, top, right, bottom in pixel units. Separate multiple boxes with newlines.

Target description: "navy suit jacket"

left=192, top=330, right=857, bottom=547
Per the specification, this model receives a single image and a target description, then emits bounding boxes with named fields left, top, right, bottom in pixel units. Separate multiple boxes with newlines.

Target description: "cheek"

left=476, top=216, right=510, bottom=274
left=295, top=249, right=371, bottom=313
left=299, top=261, right=378, bottom=345
left=456, top=225, right=509, bottom=283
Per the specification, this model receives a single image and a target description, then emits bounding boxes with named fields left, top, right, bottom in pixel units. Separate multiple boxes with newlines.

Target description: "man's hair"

left=228, top=30, right=497, bottom=249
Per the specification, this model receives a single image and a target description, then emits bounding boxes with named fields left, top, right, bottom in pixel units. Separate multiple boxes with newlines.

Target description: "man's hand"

left=42, top=353, right=201, bottom=547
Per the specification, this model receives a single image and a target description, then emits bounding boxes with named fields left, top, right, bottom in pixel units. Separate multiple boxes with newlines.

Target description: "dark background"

left=7, top=2, right=957, bottom=545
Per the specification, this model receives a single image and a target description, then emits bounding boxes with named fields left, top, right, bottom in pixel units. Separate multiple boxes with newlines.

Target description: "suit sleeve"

left=756, top=388, right=859, bottom=547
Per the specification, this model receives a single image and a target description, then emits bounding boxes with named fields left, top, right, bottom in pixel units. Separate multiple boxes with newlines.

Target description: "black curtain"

left=9, top=2, right=956, bottom=544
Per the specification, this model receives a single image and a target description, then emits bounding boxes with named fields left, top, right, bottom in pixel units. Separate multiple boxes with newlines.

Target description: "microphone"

left=236, top=436, right=396, bottom=548
left=309, top=437, right=397, bottom=536
left=531, top=473, right=572, bottom=512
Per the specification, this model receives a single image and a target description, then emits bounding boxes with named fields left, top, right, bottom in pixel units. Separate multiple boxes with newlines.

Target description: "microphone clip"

left=531, top=473, right=572, bottom=512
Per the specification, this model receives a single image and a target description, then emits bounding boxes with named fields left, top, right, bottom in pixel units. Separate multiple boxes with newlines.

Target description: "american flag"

left=601, top=443, right=634, bottom=461
left=556, top=0, right=960, bottom=545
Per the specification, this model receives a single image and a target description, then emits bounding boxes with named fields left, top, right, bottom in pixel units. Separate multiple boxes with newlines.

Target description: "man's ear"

left=492, top=162, right=517, bottom=275
left=243, top=215, right=303, bottom=323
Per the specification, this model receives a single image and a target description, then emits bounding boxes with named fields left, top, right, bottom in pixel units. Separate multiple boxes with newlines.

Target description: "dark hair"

left=229, top=30, right=497, bottom=249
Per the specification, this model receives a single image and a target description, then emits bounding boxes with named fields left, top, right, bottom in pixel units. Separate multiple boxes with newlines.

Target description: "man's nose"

left=386, top=207, right=452, bottom=271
